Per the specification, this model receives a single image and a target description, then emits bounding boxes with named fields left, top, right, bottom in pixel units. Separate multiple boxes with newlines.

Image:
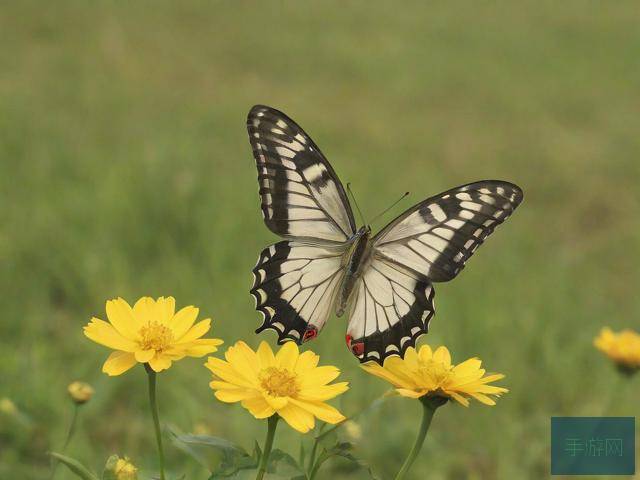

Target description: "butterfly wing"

left=346, top=180, right=523, bottom=363
left=373, top=180, right=523, bottom=282
left=251, top=241, right=346, bottom=344
left=247, top=105, right=356, bottom=243
left=346, top=257, right=435, bottom=363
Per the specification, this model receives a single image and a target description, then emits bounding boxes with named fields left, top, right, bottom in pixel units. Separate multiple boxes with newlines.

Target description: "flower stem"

left=146, top=365, right=166, bottom=480
left=394, top=397, right=446, bottom=480
left=48, top=404, right=80, bottom=480
left=256, top=415, right=279, bottom=480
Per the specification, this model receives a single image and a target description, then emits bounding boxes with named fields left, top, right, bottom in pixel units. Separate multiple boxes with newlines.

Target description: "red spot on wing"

left=302, top=326, right=318, bottom=343
left=345, top=334, right=364, bottom=356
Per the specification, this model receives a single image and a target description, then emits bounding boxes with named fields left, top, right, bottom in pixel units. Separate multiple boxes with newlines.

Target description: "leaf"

left=49, top=452, right=99, bottom=480
left=169, top=428, right=254, bottom=476
left=268, top=449, right=304, bottom=477
left=317, top=428, right=337, bottom=449
left=312, top=442, right=379, bottom=480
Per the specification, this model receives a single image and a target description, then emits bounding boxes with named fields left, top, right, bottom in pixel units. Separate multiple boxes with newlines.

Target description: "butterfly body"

left=336, top=225, right=373, bottom=318
left=247, top=105, right=523, bottom=364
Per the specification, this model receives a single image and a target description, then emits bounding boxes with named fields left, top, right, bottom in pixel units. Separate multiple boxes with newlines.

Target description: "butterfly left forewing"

left=251, top=241, right=346, bottom=344
left=247, top=105, right=356, bottom=243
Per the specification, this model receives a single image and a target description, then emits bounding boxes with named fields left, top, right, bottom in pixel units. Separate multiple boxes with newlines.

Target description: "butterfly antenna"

left=369, top=191, right=410, bottom=226
left=347, top=183, right=367, bottom=225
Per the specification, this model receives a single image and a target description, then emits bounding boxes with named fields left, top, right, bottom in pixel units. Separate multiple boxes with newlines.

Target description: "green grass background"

left=1, top=2, right=639, bottom=479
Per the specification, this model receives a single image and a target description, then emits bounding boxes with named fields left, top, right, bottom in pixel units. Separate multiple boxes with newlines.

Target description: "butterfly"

left=247, top=105, right=523, bottom=364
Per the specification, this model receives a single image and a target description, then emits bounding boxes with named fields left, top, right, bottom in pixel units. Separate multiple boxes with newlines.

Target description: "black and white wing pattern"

left=346, top=257, right=435, bottom=363
left=251, top=241, right=345, bottom=344
left=247, top=105, right=356, bottom=243
left=374, top=181, right=523, bottom=282
left=346, top=180, right=523, bottom=363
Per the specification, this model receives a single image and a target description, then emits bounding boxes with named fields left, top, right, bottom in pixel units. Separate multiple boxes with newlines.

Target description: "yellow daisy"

left=362, top=345, right=508, bottom=406
left=594, top=327, right=640, bottom=371
left=205, top=341, right=348, bottom=433
left=84, top=296, right=223, bottom=376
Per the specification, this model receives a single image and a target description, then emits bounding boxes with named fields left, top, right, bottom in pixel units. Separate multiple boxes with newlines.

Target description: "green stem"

left=394, top=397, right=445, bottom=480
left=146, top=365, right=166, bottom=480
left=48, top=404, right=80, bottom=480
left=256, top=415, right=279, bottom=480
left=307, top=423, right=325, bottom=475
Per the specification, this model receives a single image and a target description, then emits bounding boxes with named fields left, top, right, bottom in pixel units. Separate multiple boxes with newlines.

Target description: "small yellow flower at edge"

left=68, top=381, right=94, bottom=404
left=594, top=327, right=640, bottom=372
left=84, top=296, right=223, bottom=376
left=205, top=341, right=349, bottom=433
left=362, top=345, right=508, bottom=407
left=0, top=397, right=18, bottom=415
left=114, top=456, right=138, bottom=480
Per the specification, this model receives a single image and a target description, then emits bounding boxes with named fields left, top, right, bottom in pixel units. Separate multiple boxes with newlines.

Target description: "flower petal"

left=205, top=356, right=255, bottom=388
left=361, top=362, right=407, bottom=389
left=105, top=298, right=141, bottom=339
left=298, top=382, right=349, bottom=401
left=156, top=296, right=176, bottom=325
left=299, top=365, right=340, bottom=388
left=102, top=351, right=137, bottom=376
left=148, top=355, right=172, bottom=372
left=176, top=319, right=211, bottom=343
left=84, top=318, right=137, bottom=351
left=295, top=351, right=319, bottom=374
left=289, top=398, right=345, bottom=425
left=433, top=346, right=451, bottom=367
left=224, top=341, right=259, bottom=381
left=133, top=297, right=156, bottom=324
left=264, top=395, right=288, bottom=410
left=170, top=306, right=199, bottom=339
left=241, top=396, right=275, bottom=419
left=210, top=382, right=256, bottom=402
left=256, top=341, right=276, bottom=369
left=178, top=339, right=223, bottom=357
left=395, top=388, right=425, bottom=399
left=278, top=402, right=315, bottom=433
left=418, top=344, right=433, bottom=362
left=135, top=349, right=155, bottom=363
left=275, top=341, right=299, bottom=371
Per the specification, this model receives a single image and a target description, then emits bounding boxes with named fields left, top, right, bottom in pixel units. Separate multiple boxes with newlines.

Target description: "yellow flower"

left=67, top=381, right=94, bottom=404
left=0, top=397, right=17, bottom=415
left=343, top=420, right=362, bottom=442
left=84, top=296, right=223, bottom=376
left=594, top=327, right=640, bottom=371
left=114, top=456, right=138, bottom=480
left=205, top=341, right=349, bottom=433
left=362, top=345, right=508, bottom=407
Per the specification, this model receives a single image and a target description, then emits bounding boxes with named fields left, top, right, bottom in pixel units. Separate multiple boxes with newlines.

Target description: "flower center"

left=138, top=322, right=173, bottom=352
left=419, top=360, right=453, bottom=387
left=259, top=367, right=299, bottom=397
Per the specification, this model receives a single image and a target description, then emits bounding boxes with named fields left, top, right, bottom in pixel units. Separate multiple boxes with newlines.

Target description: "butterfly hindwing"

left=251, top=241, right=346, bottom=344
left=247, top=105, right=356, bottom=243
left=373, top=180, right=523, bottom=282
left=346, top=258, right=435, bottom=363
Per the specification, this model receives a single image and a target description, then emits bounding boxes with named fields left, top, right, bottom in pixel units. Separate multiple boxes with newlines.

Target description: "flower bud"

left=67, top=381, right=94, bottom=404
left=0, top=397, right=17, bottom=415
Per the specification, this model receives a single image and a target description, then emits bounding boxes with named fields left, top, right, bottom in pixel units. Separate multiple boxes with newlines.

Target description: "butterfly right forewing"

left=373, top=180, right=523, bottom=282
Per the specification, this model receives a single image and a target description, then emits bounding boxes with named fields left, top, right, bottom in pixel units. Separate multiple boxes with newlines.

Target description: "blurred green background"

left=1, top=1, right=639, bottom=479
